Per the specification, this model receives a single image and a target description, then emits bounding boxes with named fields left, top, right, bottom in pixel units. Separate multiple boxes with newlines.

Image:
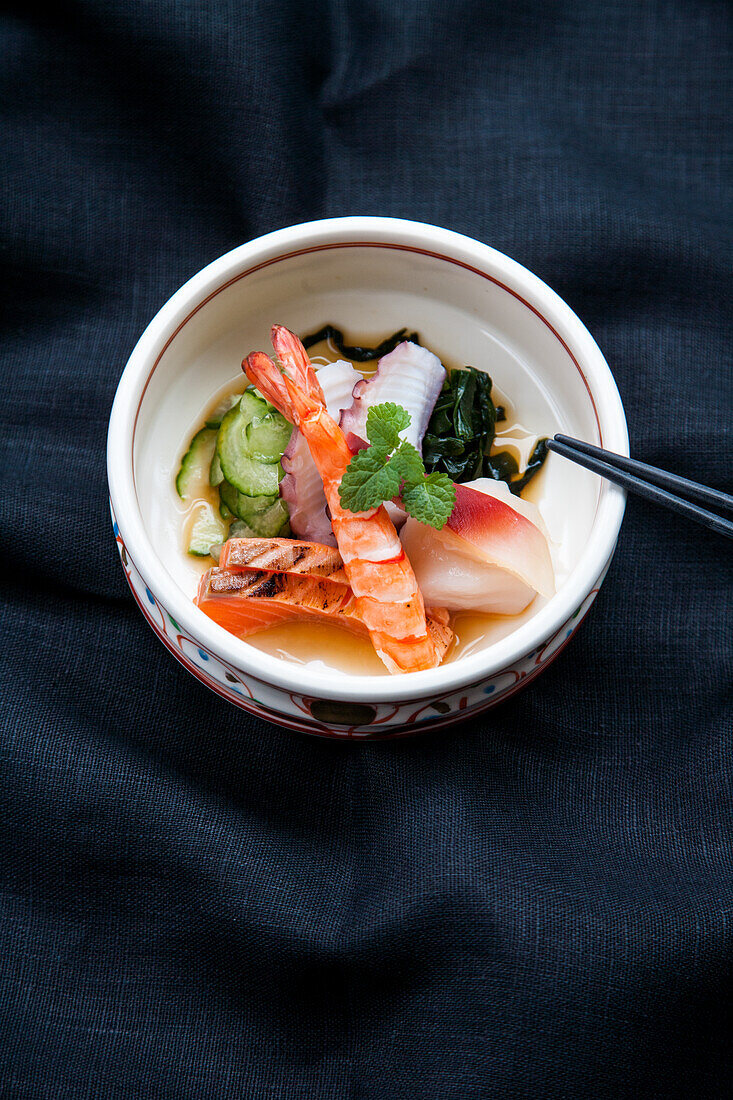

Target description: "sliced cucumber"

left=209, top=448, right=224, bottom=486
left=216, top=399, right=287, bottom=495
left=219, top=448, right=281, bottom=496
left=246, top=410, right=293, bottom=463
left=225, top=501, right=290, bottom=540
left=245, top=498, right=290, bottom=538
left=218, top=480, right=275, bottom=523
left=205, top=393, right=241, bottom=430
left=218, top=479, right=242, bottom=517
left=176, top=428, right=218, bottom=500
left=227, top=519, right=257, bottom=539
left=188, top=502, right=228, bottom=557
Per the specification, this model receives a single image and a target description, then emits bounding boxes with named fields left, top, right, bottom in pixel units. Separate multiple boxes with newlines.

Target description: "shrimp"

left=243, top=325, right=447, bottom=673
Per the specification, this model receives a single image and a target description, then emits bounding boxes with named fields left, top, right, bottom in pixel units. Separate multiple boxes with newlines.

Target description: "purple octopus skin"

left=280, top=431, right=336, bottom=545
left=339, top=341, right=446, bottom=453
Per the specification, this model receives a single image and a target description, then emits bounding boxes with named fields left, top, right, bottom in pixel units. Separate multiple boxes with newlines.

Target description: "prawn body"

left=244, top=326, right=446, bottom=673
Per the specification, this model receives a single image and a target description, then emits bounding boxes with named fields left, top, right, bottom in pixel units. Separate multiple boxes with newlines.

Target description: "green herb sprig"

left=338, top=403, right=456, bottom=528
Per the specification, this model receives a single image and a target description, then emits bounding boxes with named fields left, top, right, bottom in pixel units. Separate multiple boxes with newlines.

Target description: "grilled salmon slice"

left=197, top=566, right=454, bottom=662
left=219, top=537, right=347, bottom=583
left=197, top=568, right=367, bottom=638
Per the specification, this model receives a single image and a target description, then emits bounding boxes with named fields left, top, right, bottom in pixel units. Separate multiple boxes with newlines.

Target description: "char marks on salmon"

left=197, top=568, right=365, bottom=637
left=219, top=537, right=347, bottom=582
left=198, top=565, right=454, bottom=657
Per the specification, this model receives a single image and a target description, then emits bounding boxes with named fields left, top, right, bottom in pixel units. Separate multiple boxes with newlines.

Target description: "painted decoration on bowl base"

left=111, top=502, right=608, bottom=739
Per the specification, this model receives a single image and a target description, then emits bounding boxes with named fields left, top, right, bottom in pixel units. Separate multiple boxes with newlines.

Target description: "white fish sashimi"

left=446, top=479, right=554, bottom=597
left=400, top=478, right=554, bottom=615
left=280, top=360, right=361, bottom=545
left=401, top=521, right=536, bottom=614
left=339, top=341, right=446, bottom=452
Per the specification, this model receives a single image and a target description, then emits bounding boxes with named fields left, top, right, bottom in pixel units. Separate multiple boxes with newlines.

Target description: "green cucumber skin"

left=216, top=400, right=286, bottom=496
left=209, top=448, right=224, bottom=486
left=245, top=498, right=290, bottom=538
left=221, top=452, right=281, bottom=497
left=188, top=542, right=216, bottom=557
left=225, top=504, right=290, bottom=540
left=176, top=428, right=218, bottom=500
left=218, top=481, right=290, bottom=538
left=218, top=480, right=276, bottom=523
left=187, top=503, right=228, bottom=557
left=205, top=393, right=242, bottom=430
left=246, top=411, right=293, bottom=464
left=177, top=387, right=291, bottom=543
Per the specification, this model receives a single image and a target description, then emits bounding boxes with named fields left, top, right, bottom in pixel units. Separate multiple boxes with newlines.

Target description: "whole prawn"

left=244, top=325, right=445, bottom=673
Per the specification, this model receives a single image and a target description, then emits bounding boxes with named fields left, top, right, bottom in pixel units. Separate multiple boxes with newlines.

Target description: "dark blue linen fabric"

left=1, top=1, right=732, bottom=1096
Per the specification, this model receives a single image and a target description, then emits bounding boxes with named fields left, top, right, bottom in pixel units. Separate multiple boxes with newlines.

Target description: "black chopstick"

left=547, top=436, right=733, bottom=540
left=554, top=434, right=733, bottom=514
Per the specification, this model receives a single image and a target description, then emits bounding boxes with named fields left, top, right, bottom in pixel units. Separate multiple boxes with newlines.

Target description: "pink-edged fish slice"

left=443, top=482, right=555, bottom=598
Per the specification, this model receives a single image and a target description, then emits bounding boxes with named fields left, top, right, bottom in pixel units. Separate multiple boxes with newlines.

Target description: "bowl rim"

left=107, top=216, right=628, bottom=703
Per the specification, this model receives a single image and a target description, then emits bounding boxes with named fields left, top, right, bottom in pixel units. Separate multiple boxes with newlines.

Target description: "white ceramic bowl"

left=107, top=217, right=627, bottom=738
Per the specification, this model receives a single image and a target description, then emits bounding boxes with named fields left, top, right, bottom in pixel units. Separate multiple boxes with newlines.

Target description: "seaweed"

left=423, top=366, right=497, bottom=482
left=302, top=324, right=420, bottom=362
left=423, top=365, right=548, bottom=495
left=301, top=325, right=549, bottom=496
left=506, top=438, right=549, bottom=495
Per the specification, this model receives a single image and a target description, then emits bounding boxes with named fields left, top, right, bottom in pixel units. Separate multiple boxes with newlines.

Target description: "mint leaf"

left=366, top=402, right=411, bottom=450
left=339, top=445, right=402, bottom=513
left=401, top=473, right=456, bottom=529
left=390, top=441, right=426, bottom=487
left=340, top=402, right=456, bottom=527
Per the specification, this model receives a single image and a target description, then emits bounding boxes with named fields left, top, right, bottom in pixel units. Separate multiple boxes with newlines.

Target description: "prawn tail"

left=243, top=351, right=294, bottom=421
left=282, top=373, right=323, bottom=424
left=271, top=325, right=325, bottom=406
